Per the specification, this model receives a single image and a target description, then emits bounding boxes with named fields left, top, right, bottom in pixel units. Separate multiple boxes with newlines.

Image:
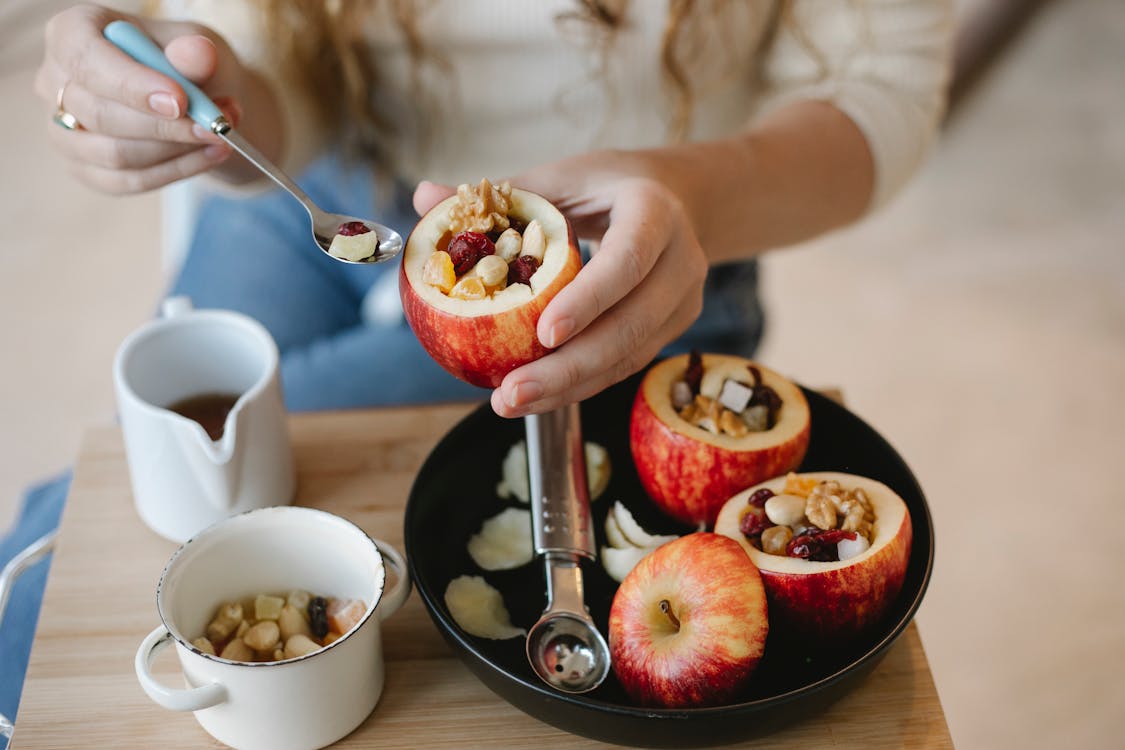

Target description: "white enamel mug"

left=135, top=506, right=411, bottom=750
left=114, top=296, right=295, bottom=542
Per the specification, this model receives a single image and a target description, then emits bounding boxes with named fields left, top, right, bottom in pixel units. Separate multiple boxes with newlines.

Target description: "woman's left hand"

left=413, top=149, right=709, bottom=418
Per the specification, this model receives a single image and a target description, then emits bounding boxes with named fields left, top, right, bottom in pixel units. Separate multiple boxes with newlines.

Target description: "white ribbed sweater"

left=164, top=0, right=952, bottom=211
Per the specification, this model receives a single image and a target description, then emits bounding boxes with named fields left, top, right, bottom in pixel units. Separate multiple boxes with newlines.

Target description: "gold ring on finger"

left=52, top=81, right=83, bottom=131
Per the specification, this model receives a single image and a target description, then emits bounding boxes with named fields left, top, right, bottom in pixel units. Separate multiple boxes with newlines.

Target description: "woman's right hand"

left=35, top=5, right=252, bottom=194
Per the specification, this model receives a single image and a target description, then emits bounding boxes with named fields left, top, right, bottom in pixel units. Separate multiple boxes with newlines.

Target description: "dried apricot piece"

left=326, top=598, right=367, bottom=635
left=450, top=277, right=487, bottom=300
left=423, top=250, right=456, bottom=294
left=783, top=472, right=820, bottom=498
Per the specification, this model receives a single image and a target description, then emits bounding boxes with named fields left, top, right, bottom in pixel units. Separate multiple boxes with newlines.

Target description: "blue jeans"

left=0, top=474, right=68, bottom=723
left=0, top=152, right=764, bottom=722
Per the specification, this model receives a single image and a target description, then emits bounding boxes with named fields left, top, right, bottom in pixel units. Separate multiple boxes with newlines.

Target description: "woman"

left=34, top=0, right=951, bottom=416
left=3, top=0, right=952, bottom=724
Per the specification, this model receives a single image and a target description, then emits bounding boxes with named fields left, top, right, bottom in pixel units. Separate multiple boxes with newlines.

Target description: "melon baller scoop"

left=103, top=21, right=403, bottom=264
left=523, top=404, right=611, bottom=694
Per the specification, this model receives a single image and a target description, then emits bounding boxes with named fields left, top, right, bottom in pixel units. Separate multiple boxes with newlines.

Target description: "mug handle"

left=135, top=626, right=227, bottom=712
left=372, top=540, right=411, bottom=621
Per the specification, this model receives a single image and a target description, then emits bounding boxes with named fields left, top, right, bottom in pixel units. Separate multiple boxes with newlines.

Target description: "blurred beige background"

left=1, top=1, right=1122, bottom=748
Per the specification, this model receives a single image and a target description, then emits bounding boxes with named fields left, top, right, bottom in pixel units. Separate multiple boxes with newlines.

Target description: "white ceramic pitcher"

left=114, top=297, right=295, bottom=542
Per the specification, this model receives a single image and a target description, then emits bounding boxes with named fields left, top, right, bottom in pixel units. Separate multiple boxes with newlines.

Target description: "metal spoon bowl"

left=104, top=21, right=403, bottom=264
left=526, top=611, right=610, bottom=694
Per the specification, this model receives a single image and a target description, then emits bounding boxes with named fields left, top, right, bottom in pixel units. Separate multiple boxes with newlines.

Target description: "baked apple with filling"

left=714, top=471, right=912, bottom=641
left=629, top=352, right=810, bottom=526
left=399, top=179, right=582, bottom=387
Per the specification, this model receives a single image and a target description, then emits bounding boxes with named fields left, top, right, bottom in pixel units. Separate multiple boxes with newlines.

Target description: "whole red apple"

left=608, top=533, right=768, bottom=708
left=714, top=472, right=912, bottom=641
left=399, top=185, right=581, bottom=388
left=630, top=353, right=810, bottom=526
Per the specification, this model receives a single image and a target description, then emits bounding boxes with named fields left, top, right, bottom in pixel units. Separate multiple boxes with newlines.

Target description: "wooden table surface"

left=14, top=403, right=952, bottom=749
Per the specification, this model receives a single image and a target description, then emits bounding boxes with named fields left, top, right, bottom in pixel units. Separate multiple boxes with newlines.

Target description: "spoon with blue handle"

left=103, top=20, right=402, bottom=264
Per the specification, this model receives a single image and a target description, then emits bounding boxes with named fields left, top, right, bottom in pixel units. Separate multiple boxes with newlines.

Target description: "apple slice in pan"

left=600, top=501, right=680, bottom=582
left=714, top=472, right=912, bottom=641
left=495, top=439, right=611, bottom=504
left=399, top=179, right=582, bottom=388
left=630, top=352, right=810, bottom=527
left=444, top=575, right=525, bottom=640
left=608, top=533, right=768, bottom=708
left=467, top=507, right=533, bottom=571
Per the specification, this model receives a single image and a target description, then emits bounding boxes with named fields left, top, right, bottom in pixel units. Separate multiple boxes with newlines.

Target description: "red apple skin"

left=629, top=355, right=810, bottom=527
left=608, top=533, right=768, bottom=708
left=714, top=473, right=913, bottom=641
left=399, top=192, right=582, bottom=388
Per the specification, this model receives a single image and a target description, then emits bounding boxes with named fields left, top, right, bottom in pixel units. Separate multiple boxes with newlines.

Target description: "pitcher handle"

left=135, top=626, right=227, bottom=712
left=372, top=540, right=411, bottom=621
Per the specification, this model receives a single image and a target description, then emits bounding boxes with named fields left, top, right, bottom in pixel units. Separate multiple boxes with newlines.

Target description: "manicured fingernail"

left=506, top=381, right=543, bottom=409
left=148, top=93, right=180, bottom=119
left=547, top=319, right=575, bottom=348
left=204, top=144, right=229, bottom=159
left=192, top=123, right=212, bottom=140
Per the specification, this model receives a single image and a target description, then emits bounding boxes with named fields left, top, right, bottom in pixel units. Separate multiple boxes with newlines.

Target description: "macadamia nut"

left=284, top=634, right=321, bottom=659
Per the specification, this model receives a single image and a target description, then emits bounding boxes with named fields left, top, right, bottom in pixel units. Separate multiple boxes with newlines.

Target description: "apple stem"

left=659, top=599, right=681, bottom=631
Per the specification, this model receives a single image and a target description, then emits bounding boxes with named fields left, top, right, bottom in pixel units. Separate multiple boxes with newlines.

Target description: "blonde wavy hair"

left=259, top=0, right=795, bottom=162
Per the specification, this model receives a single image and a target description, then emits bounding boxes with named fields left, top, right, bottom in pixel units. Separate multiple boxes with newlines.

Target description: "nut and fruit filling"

left=422, top=178, right=547, bottom=300
left=671, top=350, right=783, bottom=437
left=328, top=220, right=378, bottom=261
left=740, top=474, right=877, bottom=562
left=193, top=590, right=367, bottom=663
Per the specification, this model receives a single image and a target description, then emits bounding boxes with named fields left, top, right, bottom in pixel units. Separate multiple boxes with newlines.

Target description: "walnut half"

left=448, top=178, right=512, bottom=234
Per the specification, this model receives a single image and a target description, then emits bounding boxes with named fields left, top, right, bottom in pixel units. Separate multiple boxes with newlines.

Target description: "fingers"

left=491, top=290, right=702, bottom=418
left=413, top=180, right=456, bottom=217
left=535, top=180, right=675, bottom=349
left=491, top=223, right=706, bottom=417
left=45, top=6, right=191, bottom=119
left=48, top=80, right=207, bottom=143
left=163, top=35, right=219, bottom=83
left=47, top=123, right=204, bottom=170
left=65, top=142, right=232, bottom=195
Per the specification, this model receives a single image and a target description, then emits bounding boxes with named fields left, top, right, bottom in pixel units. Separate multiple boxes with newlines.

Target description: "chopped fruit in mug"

left=197, top=589, right=367, bottom=663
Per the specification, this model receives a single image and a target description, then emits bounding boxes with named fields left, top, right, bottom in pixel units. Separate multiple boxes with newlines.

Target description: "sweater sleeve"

left=757, top=0, right=954, bottom=210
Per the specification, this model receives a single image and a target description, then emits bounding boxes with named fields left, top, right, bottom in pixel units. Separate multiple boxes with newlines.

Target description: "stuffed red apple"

left=608, top=533, right=768, bottom=708
left=714, top=471, right=912, bottom=641
left=630, top=352, right=810, bottom=526
left=400, top=179, right=581, bottom=387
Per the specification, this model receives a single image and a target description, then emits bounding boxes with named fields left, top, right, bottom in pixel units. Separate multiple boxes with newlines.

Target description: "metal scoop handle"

left=525, top=405, right=595, bottom=559
left=524, top=406, right=610, bottom=693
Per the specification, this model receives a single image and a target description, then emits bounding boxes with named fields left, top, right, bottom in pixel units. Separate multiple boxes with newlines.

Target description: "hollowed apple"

left=399, top=187, right=581, bottom=387
left=629, top=353, right=810, bottom=526
left=714, top=472, right=912, bottom=641
left=608, top=533, right=768, bottom=708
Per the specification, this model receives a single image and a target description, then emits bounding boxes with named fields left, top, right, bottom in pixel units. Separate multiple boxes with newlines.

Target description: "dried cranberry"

left=786, top=529, right=857, bottom=561
left=307, top=596, right=329, bottom=639
left=507, top=255, right=541, bottom=286
left=739, top=506, right=773, bottom=538
left=747, top=365, right=762, bottom=388
left=684, top=349, right=703, bottom=395
left=747, top=488, right=775, bottom=507
left=447, top=231, right=495, bottom=275
left=337, top=221, right=372, bottom=236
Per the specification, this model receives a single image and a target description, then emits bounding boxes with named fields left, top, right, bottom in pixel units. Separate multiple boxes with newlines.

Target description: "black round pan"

left=404, top=370, right=935, bottom=748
